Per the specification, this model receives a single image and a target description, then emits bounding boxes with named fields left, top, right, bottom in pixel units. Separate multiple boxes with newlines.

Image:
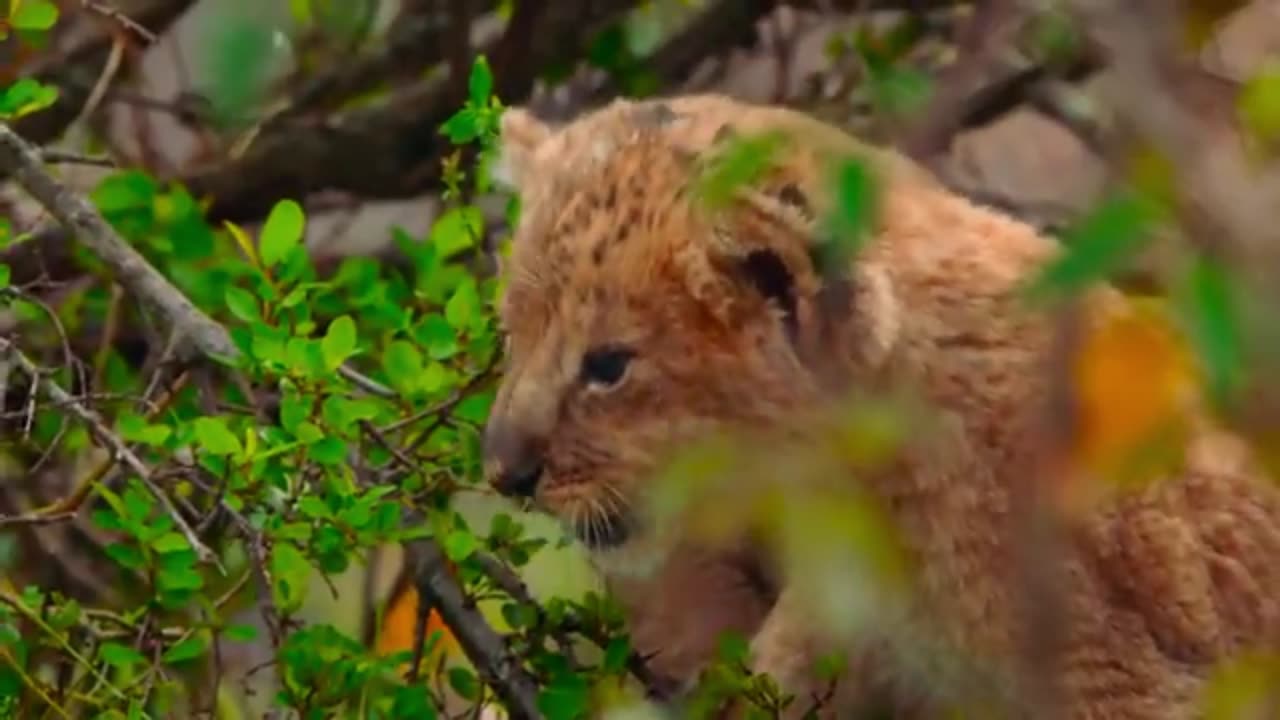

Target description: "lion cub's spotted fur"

left=484, top=94, right=1280, bottom=718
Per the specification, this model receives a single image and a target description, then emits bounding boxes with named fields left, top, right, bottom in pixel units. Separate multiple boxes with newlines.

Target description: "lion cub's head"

left=481, top=97, right=900, bottom=562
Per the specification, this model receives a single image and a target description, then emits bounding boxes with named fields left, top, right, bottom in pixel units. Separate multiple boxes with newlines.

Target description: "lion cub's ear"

left=693, top=183, right=824, bottom=342
left=493, top=106, right=552, bottom=191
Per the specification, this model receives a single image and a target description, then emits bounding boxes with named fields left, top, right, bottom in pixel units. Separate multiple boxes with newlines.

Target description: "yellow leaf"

left=223, top=220, right=259, bottom=267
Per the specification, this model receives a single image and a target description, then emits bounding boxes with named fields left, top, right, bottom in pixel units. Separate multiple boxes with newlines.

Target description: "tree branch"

left=179, top=0, right=644, bottom=223
left=0, top=120, right=394, bottom=397
left=897, top=0, right=1104, bottom=162
left=402, top=520, right=545, bottom=720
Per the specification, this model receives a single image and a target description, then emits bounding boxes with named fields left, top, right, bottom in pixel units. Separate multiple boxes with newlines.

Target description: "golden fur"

left=482, top=93, right=1280, bottom=718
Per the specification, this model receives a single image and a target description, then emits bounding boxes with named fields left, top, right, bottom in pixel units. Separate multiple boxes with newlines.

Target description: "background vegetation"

left=2, top=0, right=1280, bottom=718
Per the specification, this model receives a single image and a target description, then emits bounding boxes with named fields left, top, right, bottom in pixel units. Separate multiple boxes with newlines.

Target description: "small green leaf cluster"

left=0, top=1, right=61, bottom=120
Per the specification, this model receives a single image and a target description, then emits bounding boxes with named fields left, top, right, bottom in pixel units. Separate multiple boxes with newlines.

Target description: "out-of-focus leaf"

left=1026, top=193, right=1159, bottom=303
left=1174, top=256, right=1242, bottom=409
left=1068, top=302, right=1196, bottom=505
left=694, top=131, right=788, bottom=209
left=1239, top=62, right=1280, bottom=148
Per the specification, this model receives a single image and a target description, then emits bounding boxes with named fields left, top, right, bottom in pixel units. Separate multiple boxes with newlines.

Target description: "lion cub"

left=481, top=93, right=1280, bottom=718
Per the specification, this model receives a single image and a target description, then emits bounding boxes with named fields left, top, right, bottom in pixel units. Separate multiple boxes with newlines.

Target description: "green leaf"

left=224, top=624, right=258, bottom=642
left=868, top=64, right=933, bottom=118
left=420, top=361, right=447, bottom=394
left=321, top=396, right=379, bottom=431
left=603, top=636, right=631, bottom=674
left=383, top=340, right=424, bottom=394
left=414, top=314, right=459, bottom=359
left=307, top=436, right=347, bottom=465
left=99, top=642, right=146, bottom=668
left=1025, top=193, right=1158, bottom=303
left=468, top=55, right=493, bottom=107
left=445, top=278, right=479, bottom=330
left=391, top=685, right=438, bottom=719
left=821, top=158, right=880, bottom=268
left=448, top=667, right=481, bottom=701
left=117, top=412, right=172, bottom=446
left=151, top=532, right=190, bottom=554
left=717, top=631, right=750, bottom=664
left=122, top=483, right=154, bottom=523
left=1176, top=256, right=1243, bottom=408
left=296, top=495, right=332, bottom=520
left=285, top=337, right=327, bottom=377
left=203, top=13, right=277, bottom=125
left=259, top=199, right=305, bottom=268
left=105, top=543, right=145, bottom=571
left=193, top=417, right=243, bottom=456
left=161, top=635, right=207, bottom=664
left=537, top=673, right=591, bottom=720
left=1239, top=60, right=1280, bottom=145
left=91, top=171, right=156, bottom=214
left=0, top=264, right=11, bottom=290
left=430, top=206, right=482, bottom=258
left=157, top=565, right=204, bottom=592
left=441, top=108, right=479, bottom=144
left=48, top=599, right=81, bottom=632
left=694, top=130, right=787, bottom=209
left=321, top=314, right=357, bottom=370
left=0, top=78, right=59, bottom=119
left=224, top=286, right=260, bottom=323
left=295, top=421, right=324, bottom=444
left=443, top=529, right=478, bottom=562
left=271, top=542, right=310, bottom=614
left=11, top=0, right=59, bottom=31
left=279, top=387, right=311, bottom=434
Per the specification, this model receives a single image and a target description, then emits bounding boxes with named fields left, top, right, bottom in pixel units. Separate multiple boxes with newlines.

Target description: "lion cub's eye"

left=580, top=346, right=634, bottom=388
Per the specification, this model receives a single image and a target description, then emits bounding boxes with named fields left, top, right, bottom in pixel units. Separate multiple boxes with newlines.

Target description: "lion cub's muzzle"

left=482, top=418, right=636, bottom=550
left=482, top=419, right=545, bottom=500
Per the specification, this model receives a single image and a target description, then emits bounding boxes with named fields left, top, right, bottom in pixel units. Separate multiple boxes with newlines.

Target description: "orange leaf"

left=375, top=561, right=461, bottom=663
left=1067, top=302, right=1197, bottom=503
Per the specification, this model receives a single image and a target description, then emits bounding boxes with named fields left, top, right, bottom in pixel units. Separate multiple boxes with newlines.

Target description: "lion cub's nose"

left=483, top=421, right=545, bottom=499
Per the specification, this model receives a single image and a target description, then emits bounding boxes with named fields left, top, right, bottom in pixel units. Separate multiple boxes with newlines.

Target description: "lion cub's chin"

left=581, top=526, right=680, bottom=581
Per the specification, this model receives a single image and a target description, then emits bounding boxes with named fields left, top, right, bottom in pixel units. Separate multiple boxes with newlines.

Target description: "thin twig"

left=81, top=0, right=159, bottom=44
left=72, top=32, right=126, bottom=132
left=0, top=337, right=217, bottom=567
left=39, top=149, right=118, bottom=168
